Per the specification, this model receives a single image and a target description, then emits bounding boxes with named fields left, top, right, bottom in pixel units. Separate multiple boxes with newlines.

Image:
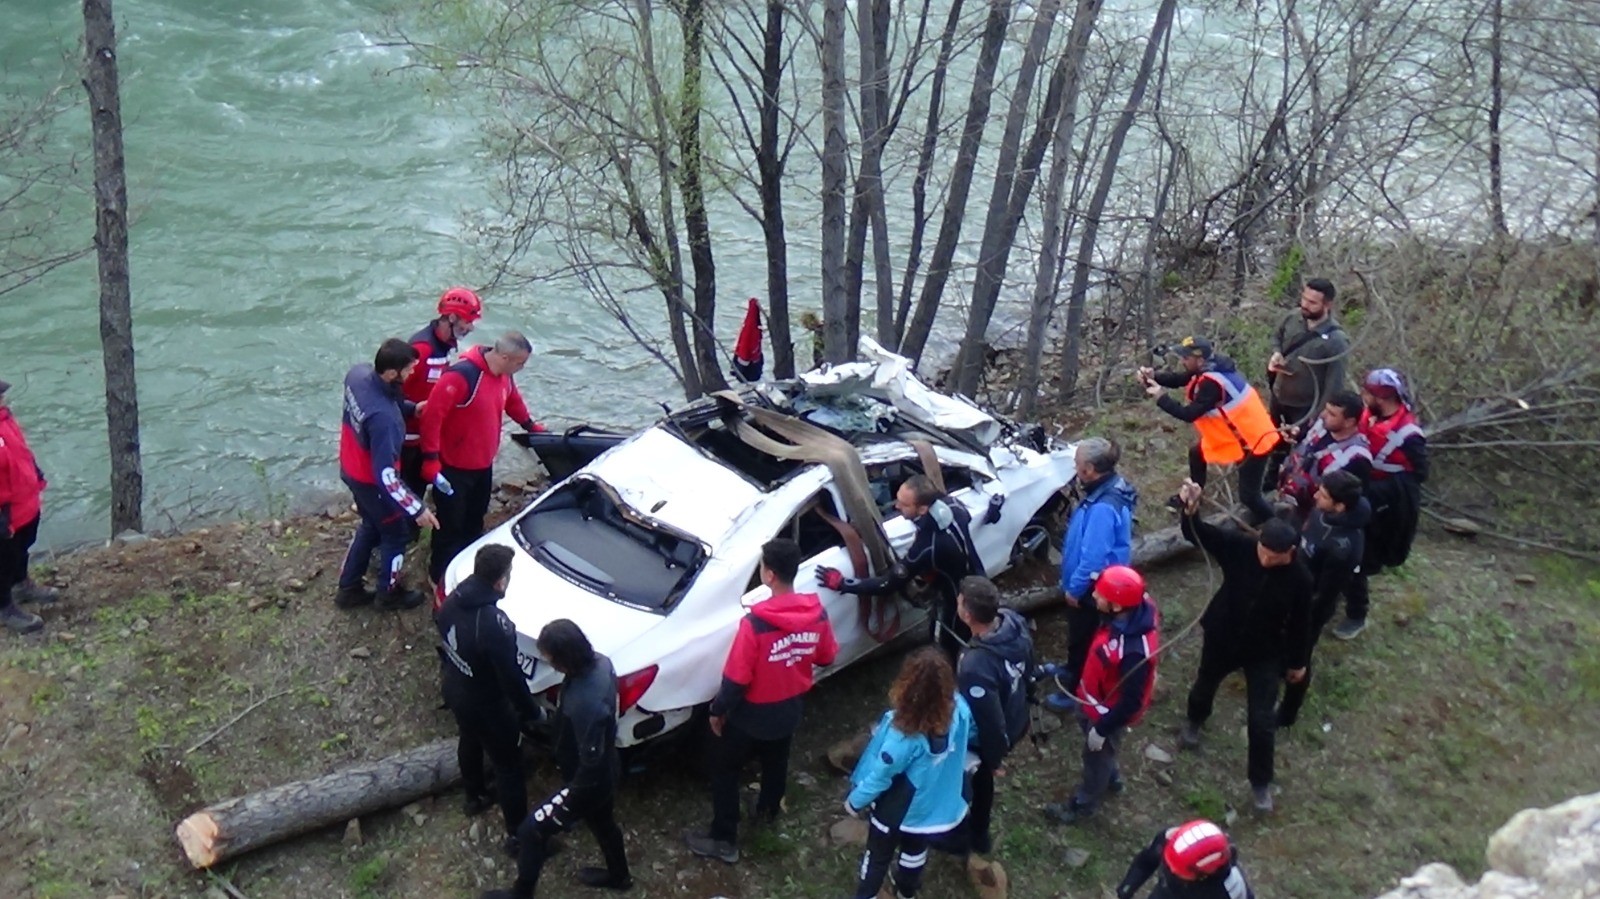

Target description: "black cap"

left=1258, top=519, right=1298, bottom=553
left=1177, top=336, right=1214, bottom=359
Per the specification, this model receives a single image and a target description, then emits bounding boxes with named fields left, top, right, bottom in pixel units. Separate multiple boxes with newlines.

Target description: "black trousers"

left=1277, top=594, right=1339, bottom=726
left=1071, top=716, right=1125, bottom=812
left=1264, top=399, right=1311, bottom=488
left=710, top=725, right=792, bottom=842
left=1061, top=600, right=1102, bottom=693
left=1188, top=446, right=1274, bottom=525
left=339, top=481, right=411, bottom=593
left=429, top=465, right=493, bottom=585
left=967, top=763, right=997, bottom=856
left=1345, top=568, right=1377, bottom=622
left=0, top=515, right=39, bottom=607
left=513, top=788, right=629, bottom=896
left=854, top=823, right=936, bottom=899
left=929, top=584, right=969, bottom=662
left=451, top=698, right=526, bottom=836
left=399, top=445, right=427, bottom=513
left=1185, top=635, right=1282, bottom=788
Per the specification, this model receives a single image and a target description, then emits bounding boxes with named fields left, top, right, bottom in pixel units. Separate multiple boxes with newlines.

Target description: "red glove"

left=816, top=566, right=846, bottom=591
left=421, top=459, right=442, bottom=484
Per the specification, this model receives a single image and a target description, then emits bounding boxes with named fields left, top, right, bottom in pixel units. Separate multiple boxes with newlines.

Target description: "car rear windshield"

left=512, top=476, right=707, bottom=613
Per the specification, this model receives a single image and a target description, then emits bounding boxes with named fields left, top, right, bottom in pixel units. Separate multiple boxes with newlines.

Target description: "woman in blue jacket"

left=845, top=647, right=975, bottom=899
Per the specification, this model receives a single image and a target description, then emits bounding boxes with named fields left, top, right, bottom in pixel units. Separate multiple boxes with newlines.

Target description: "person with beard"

left=1274, top=390, right=1372, bottom=522
left=1140, top=337, right=1280, bottom=525
left=1264, top=278, right=1350, bottom=486
left=482, top=619, right=632, bottom=898
left=1043, top=565, right=1161, bottom=826
left=816, top=474, right=983, bottom=660
left=1174, top=479, right=1313, bottom=814
left=336, top=339, right=440, bottom=611
left=1335, top=368, right=1429, bottom=641
left=1048, top=437, right=1137, bottom=703
left=436, top=544, right=543, bottom=848
left=1115, top=819, right=1255, bottom=899
left=1277, top=471, right=1368, bottom=727
left=400, top=287, right=482, bottom=497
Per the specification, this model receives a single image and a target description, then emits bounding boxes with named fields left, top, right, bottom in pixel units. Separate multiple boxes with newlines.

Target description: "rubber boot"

left=0, top=602, right=44, bottom=634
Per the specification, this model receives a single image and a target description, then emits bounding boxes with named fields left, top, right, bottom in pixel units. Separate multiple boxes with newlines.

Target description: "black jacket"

left=957, top=608, right=1034, bottom=770
left=554, top=653, right=621, bottom=802
left=1181, top=513, right=1314, bottom=669
left=1153, top=355, right=1239, bottom=423
left=1366, top=435, right=1428, bottom=570
left=1300, top=498, right=1369, bottom=626
left=436, top=574, right=542, bottom=724
left=1118, top=829, right=1254, bottom=899
left=844, top=498, right=983, bottom=597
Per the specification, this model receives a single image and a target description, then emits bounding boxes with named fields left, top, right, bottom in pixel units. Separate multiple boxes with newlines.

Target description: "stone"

left=794, top=771, right=818, bottom=788
left=57, top=632, right=76, bottom=643
left=1513, top=574, right=1537, bottom=586
left=131, top=618, right=149, bottom=633
left=112, top=529, right=150, bottom=546
left=248, top=596, right=274, bottom=612
left=1440, top=517, right=1482, bottom=537
left=1143, top=744, right=1175, bottom=764
left=1063, top=847, right=1091, bottom=868
left=349, top=646, right=372, bottom=660
left=282, top=578, right=307, bottom=593
left=469, top=821, right=481, bottom=841
left=1154, top=770, right=1173, bottom=786
left=829, top=817, right=869, bottom=846
left=372, top=715, right=387, bottom=727
left=343, top=818, right=363, bottom=847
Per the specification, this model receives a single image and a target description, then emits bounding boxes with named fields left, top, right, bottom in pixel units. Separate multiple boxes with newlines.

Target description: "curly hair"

left=888, top=647, right=955, bottom=738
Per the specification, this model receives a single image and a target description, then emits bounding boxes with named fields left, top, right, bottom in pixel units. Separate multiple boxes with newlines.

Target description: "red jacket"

left=712, top=591, right=838, bottom=739
left=401, top=322, right=457, bottom=446
left=1077, top=598, right=1160, bottom=730
left=0, top=407, right=44, bottom=535
left=419, top=346, right=534, bottom=471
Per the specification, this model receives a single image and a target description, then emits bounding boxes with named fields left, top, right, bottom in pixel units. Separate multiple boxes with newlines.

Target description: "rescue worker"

left=1044, top=565, right=1160, bottom=826
left=1140, top=337, right=1279, bottom=525
left=686, top=538, right=838, bottom=864
left=1275, top=390, right=1372, bottom=521
left=1175, top=479, right=1313, bottom=813
left=1277, top=471, right=1368, bottom=727
left=844, top=647, right=974, bottom=899
left=1265, top=278, right=1350, bottom=486
left=483, top=619, right=632, bottom=898
left=0, top=380, right=53, bottom=634
left=1337, top=368, right=1429, bottom=640
left=401, top=287, right=483, bottom=497
left=816, top=474, right=983, bottom=660
left=1050, top=436, right=1137, bottom=702
left=953, top=575, right=1033, bottom=866
left=336, top=339, right=440, bottom=611
left=420, top=331, right=545, bottom=597
left=1115, top=819, right=1255, bottom=899
left=436, top=544, right=542, bottom=849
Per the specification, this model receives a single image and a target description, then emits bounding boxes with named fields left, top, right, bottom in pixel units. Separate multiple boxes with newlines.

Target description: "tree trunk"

left=1487, top=0, right=1508, bottom=236
left=1016, top=0, right=1102, bottom=419
left=820, top=0, right=851, bottom=363
left=83, top=0, right=142, bottom=536
left=950, top=0, right=1063, bottom=397
left=847, top=0, right=895, bottom=348
left=677, top=0, right=727, bottom=392
left=1058, top=0, right=1177, bottom=404
left=1002, top=516, right=1217, bottom=613
left=756, top=0, right=795, bottom=379
left=899, top=0, right=1014, bottom=368
left=175, top=739, right=459, bottom=869
left=892, top=0, right=967, bottom=349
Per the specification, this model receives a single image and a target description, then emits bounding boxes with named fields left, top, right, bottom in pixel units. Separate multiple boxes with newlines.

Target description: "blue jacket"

left=1060, top=473, right=1137, bottom=600
left=848, top=694, right=974, bottom=834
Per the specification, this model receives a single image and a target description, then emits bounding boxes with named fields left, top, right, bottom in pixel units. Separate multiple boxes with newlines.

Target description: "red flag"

left=733, top=297, right=764, bottom=381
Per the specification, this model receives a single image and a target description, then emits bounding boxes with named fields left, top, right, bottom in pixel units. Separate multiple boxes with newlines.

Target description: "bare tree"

left=819, top=0, right=851, bottom=363
left=0, top=79, right=89, bottom=299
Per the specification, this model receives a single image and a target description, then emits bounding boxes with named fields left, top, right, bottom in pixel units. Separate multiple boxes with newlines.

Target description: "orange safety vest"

left=1187, top=370, right=1281, bottom=464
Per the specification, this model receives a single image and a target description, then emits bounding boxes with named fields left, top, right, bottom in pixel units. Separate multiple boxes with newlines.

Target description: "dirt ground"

left=3, top=450, right=1600, bottom=899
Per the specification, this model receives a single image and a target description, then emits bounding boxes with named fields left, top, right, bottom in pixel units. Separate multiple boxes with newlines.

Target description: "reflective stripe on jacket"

left=1187, top=370, right=1280, bottom=464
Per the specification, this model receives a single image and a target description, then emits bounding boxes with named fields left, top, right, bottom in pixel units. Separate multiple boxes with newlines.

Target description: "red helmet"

left=1094, top=565, right=1146, bottom=609
left=1163, top=819, right=1232, bottom=880
left=438, top=287, right=482, bottom=322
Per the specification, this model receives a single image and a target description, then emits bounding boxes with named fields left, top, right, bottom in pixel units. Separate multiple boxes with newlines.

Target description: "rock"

left=1143, top=744, right=1175, bottom=764
left=499, top=478, right=528, bottom=494
left=130, top=618, right=149, bottom=633
left=343, top=818, right=363, bottom=847
left=1513, top=574, right=1537, bottom=586
left=3, top=722, right=30, bottom=749
left=469, top=821, right=482, bottom=841
left=829, top=817, right=869, bottom=846
left=1154, top=770, right=1173, bottom=786
left=1440, top=517, right=1482, bottom=537
left=225, top=581, right=244, bottom=592
left=826, top=732, right=871, bottom=774
left=248, top=596, right=274, bottom=612
left=57, top=632, right=76, bottom=643
left=349, top=646, right=372, bottom=660
left=372, top=715, right=387, bottom=727
left=183, top=541, right=203, bottom=554
left=282, top=578, right=307, bottom=593
left=112, top=529, right=150, bottom=546
left=794, top=771, right=818, bottom=788
left=1063, top=847, right=1091, bottom=868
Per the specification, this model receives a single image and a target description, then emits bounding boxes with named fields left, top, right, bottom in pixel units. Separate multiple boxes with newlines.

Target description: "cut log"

left=1003, top=517, right=1208, bottom=614
left=175, top=738, right=459, bottom=869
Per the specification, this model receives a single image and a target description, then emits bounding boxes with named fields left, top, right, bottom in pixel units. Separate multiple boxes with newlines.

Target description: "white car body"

left=444, top=368, right=1078, bottom=747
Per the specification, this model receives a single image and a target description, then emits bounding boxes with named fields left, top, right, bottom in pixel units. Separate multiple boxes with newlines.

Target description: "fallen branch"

left=1422, top=507, right=1600, bottom=563
left=186, top=681, right=328, bottom=756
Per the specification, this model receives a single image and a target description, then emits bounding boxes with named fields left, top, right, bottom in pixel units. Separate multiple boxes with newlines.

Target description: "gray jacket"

left=1270, top=313, right=1349, bottom=410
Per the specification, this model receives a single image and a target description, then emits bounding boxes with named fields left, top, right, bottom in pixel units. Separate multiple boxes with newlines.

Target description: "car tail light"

left=616, top=665, right=658, bottom=714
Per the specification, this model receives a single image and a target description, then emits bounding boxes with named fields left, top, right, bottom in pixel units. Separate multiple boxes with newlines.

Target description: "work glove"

left=432, top=472, right=455, bottom=497
left=421, top=459, right=442, bottom=485
left=1086, top=727, right=1106, bottom=752
left=815, top=566, right=849, bottom=592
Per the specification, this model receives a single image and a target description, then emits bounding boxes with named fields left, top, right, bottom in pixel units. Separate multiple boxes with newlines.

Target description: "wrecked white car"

left=443, top=342, right=1079, bottom=747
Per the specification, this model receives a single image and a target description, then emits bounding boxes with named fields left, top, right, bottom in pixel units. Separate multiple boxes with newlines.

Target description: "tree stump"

left=175, top=738, right=459, bottom=869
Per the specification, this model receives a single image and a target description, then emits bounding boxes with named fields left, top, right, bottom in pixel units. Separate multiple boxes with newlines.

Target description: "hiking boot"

left=1178, top=721, right=1202, bottom=750
left=463, top=793, right=493, bottom=817
left=576, top=866, right=633, bottom=890
left=501, top=834, right=520, bottom=858
left=334, top=585, right=375, bottom=608
left=1108, top=775, right=1125, bottom=795
left=684, top=829, right=739, bottom=864
left=0, top=602, right=43, bottom=634
left=1042, top=799, right=1093, bottom=826
left=375, top=587, right=425, bottom=611
left=1042, top=692, right=1079, bottom=714
left=14, top=580, right=59, bottom=604
left=1333, top=618, right=1367, bottom=641
left=1252, top=784, right=1275, bottom=813
left=1274, top=705, right=1298, bottom=729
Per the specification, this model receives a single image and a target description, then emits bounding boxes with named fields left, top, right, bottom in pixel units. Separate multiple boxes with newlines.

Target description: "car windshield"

left=511, top=476, right=707, bottom=613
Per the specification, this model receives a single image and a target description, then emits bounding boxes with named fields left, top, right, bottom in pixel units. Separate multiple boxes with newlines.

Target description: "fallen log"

left=1003, top=517, right=1205, bottom=614
left=175, top=738, right=459, bottom=869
